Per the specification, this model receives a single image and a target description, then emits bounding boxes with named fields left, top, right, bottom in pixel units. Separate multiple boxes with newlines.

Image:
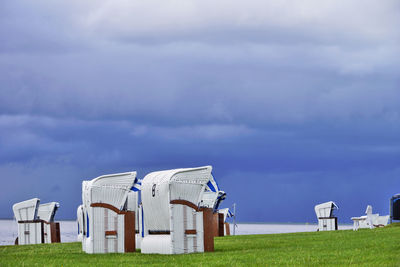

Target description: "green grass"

left=1, top=225, right=400, bottom=266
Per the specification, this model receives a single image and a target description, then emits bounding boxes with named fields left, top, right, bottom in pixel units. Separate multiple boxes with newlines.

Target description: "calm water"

left=0, top=219, right=352, bottom=246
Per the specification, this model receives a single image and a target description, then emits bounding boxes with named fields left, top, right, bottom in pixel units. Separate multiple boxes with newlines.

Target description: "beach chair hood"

left=37, top=202, right=59, bottom=222
left=12, top=198, right=40, bottom=221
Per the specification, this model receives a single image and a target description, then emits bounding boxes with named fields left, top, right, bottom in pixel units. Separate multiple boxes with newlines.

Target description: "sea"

left=0, top=219, right=353, bottom=246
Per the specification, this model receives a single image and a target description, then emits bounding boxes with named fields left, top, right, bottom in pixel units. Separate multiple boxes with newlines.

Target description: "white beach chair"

left=200, top=175, right=226, bottom=210
left=13, top=198, right=61, bottom=245
left=314, top=201, right=338, bottom=231
left=199, top=174, right=227, bottom=237
left=141, top=166, right=214, bottom=254
left=219, top=208, right=233, bottom=236
left=37, top=202, right=60, bottom=243
left=80, top=172, right=138, bottom=254
left=390, top=193, right=400, bottom=223
left=351, top=205, right=389, bottom=231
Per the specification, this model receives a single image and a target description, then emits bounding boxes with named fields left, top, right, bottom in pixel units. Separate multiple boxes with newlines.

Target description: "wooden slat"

left=185, top=229, right=197, bottom=235
left=105, top=230, right=117, bottom=236
left=18, top=220, right=43, bottom=223
left=148, top=230, right=170, bottom=235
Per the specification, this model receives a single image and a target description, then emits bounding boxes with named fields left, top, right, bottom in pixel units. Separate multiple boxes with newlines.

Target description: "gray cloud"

left=0, top=0, right=399, bottom=221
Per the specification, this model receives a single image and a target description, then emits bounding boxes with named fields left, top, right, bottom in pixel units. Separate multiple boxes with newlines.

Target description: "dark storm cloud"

left=0, top=0, right=399, bottom=222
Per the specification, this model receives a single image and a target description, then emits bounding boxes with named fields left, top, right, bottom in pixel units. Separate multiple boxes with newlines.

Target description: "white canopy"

left=83, top=171, right=137, bottom=210
left=200, top=174, right=226, bottom=210
left=13, top=198, right=40, bottom=221
left=219, top=208, right=233, bottom=222
left=142, top=166, right=212, bottom=233
left=37, top=202, right=59, bottom=222
left=314, top=201, right=338, bottom=218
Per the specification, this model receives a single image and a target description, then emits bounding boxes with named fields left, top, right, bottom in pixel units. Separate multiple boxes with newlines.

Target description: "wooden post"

left=50, top=223, right=56, bottom=243
left=212, top=213, right=219, bottom=237
left=50, top=222, right=61, bottom=243
left=218, top=213, right=224, bottom=237
left=201, top=208, right=214, bottom=252
left=124, top=211, right=136, bottom=252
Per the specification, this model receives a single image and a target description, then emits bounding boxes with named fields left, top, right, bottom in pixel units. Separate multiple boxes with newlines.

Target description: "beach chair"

left=351, top=205, right=389, bottom=230
left=314, top=201, right=338, bottom=231
left=141, top=166, right=215, bottom=254
left=37, top=202, right=61, bottom=243
left=80, top=172, right=138, bottom=254
left=199, top=174, right=227, bottom=237
left=200, top=175, right=226, bottom=211
left=219, top=208, right=233, bottom=235
left=390, top=194, right=400, bottom=224
left=13, top=198, right=61, bottom=245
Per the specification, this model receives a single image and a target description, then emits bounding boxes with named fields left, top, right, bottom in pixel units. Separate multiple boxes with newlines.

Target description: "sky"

left=0, top=0, right=399, bottom=223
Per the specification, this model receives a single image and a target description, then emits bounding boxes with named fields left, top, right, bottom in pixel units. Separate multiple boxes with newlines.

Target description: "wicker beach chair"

left=141, top=166, right=214, bottom=254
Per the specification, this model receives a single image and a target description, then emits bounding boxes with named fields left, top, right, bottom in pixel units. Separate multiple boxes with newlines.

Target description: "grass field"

left=1, top=224, right=399, bottom=266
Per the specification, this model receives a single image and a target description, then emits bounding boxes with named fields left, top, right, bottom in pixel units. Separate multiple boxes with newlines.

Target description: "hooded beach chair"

left=314, top=201, right=338, bottom=231
left=141, top=166, right=215, bottom=254
left=218, top=208, right=233, bottom=235
left=13, top=198, right=61, bottom=245
left=199, top=174, right=227, bottom=237
left=37, top=202, right=60, bottom=243
left=390, top=193, right=400, bottom=224
left=80, top=172, right=139, bottom=254
left=200, top=174, right=226, bottom=211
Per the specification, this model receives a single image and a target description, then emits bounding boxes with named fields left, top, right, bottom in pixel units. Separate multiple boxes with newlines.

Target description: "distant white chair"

left=314, top=201, right=338, bottom=231
left=37, top=202, right=60, bottom=244
left=390, top=193, right=400, bottom=223
left=351, top=205, right=390, bottom=231
left=13, top=198, right=60, bottom=245
left=219, top=208, right=233, bottom=236
left=141, top=166, right=214, bottom=254
left=200, top=175, right=226, bottom=211
left=199, top=174, right=227, bottom=237
left=80, top=172, right=138, bottom=254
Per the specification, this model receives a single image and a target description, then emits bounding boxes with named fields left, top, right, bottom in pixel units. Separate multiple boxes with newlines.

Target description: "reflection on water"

left=0, top=219, right=353, bottom=246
